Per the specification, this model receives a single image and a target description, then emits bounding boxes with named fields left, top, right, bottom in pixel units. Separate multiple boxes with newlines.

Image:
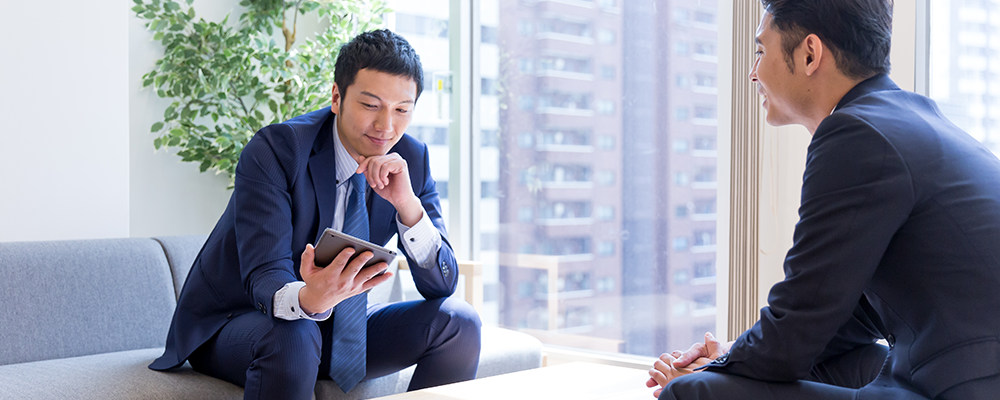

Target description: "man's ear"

left=801, top=34, right=824, bottom=76
left=331, top=83, right=342, bottom=113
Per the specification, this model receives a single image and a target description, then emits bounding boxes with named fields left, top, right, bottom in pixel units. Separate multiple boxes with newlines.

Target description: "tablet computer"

left=313, top=228, right=397, bottom=269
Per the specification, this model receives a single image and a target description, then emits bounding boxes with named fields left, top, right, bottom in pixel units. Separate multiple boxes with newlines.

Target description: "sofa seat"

left=0, top=326, right=542, bottom=400
left=0, top=348, right=242, bottom=400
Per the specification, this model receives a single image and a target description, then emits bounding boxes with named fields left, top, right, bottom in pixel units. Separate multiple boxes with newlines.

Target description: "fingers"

left=653, top=388, right=662, bottom=398
left=673, top=341, right=706, bottom=368
left=355, top=154, right=406, bottom=190
left=359, top=266, right=393, bottom=291
left=704, top=332, right=724, bottom=359
left=300, top=244, right=317, bottom=277
left=330, top=247, right=357, bottom=273
left=340, top=250, right=373, bottom=281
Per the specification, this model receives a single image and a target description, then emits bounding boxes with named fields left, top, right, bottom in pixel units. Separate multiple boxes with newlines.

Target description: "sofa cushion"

left=0, top=238, right=176, bottom=366
left=314, top=326, right=543, bottom=399
left=152, top=235, right=208, bottom=300
left=0, top=348, right=242, bottom=400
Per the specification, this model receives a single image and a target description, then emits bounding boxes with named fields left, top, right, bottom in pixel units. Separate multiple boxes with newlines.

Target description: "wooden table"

left=374, top=362, right=654, bottom=400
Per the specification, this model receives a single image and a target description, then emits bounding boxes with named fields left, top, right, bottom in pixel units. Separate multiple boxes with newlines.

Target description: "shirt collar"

left=332, top=119, right=360, bottom=187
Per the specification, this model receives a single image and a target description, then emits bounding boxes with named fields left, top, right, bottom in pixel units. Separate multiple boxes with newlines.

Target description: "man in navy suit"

left=646, top=1, right=1000, bottom=399
left=150, top=29, right=481, bottom=400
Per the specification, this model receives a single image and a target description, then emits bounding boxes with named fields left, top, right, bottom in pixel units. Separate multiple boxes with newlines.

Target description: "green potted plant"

left=133, top=0, right=391, bottom=186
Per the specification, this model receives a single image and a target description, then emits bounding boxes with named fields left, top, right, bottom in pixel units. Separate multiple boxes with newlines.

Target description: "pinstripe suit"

left=150, top=108, right=480, bottom=398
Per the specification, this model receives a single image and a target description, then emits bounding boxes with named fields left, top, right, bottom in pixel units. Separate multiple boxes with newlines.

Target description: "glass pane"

left=929, top=0, right=1000, bottom=153
left=480, top=0, right=720, bottom=357
left=387, top=0, right=452, bottom=224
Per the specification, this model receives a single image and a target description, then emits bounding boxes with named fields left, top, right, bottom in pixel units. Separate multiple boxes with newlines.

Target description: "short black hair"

left=760, top=0, right=893, bottom=80
left=334, top=29, right=424, bottom=102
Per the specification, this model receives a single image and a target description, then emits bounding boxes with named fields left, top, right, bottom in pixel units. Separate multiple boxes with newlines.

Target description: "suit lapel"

left=308, top=114, right=338, bottom=242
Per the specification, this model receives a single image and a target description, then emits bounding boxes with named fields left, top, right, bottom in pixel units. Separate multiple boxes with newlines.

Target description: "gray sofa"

left=0, top=236, right=542, bottom=399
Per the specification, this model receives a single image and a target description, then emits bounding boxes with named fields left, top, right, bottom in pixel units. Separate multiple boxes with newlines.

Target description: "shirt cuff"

left=273, top=281, right=333, bottom=321
left=396, top=209, right=443, bottom=269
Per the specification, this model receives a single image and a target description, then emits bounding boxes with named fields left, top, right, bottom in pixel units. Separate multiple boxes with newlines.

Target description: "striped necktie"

left=328, top=172, right=369, bottom=392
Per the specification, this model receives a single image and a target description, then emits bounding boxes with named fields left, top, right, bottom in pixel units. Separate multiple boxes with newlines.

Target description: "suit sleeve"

left=708, top=113, right=913, bottom=381
left=397, top=142, right=459, bottom=300
left=231, top=125, right=301, bottom=316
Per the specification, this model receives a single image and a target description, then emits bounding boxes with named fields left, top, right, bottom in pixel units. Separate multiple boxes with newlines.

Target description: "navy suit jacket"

left=151, top=107, right=458, bottom=370
left=708, top=75, right=1000, bottom=397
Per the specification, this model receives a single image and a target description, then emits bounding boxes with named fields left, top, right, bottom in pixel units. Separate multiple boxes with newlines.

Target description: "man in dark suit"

left=149, top=29, right=481, bottom=400
left=647, top=1, right=1000, bottom=399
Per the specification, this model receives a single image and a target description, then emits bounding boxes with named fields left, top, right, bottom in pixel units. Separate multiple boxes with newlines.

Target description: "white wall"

left=0, top=1, right=130, bottom=242
left=128, top=1, right=238, bottom=238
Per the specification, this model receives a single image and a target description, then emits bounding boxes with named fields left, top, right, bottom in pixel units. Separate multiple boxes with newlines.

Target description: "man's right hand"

left=645, top=332, right=732, bottom=397
left=297, top=243, right=394, bottom=315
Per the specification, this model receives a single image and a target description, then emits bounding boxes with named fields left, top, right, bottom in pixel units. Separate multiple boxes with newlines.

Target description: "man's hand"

left=356, top=153, right=423, bottom=226
left=297, top=244, right=394, bottom=315
left=645, top=352, right=714, bottom=398
left=673, top=332, right=730, bottom=368
left=644, top=332, right=732, bottom=397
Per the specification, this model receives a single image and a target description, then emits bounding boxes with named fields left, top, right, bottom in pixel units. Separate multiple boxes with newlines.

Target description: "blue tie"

left=328, top=173, right=369, bottom=392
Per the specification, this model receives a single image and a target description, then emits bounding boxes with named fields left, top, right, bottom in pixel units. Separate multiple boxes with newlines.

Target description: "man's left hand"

left=645, top=352, right=713, bottom=398
left=356, top=153, right=423, bottom=226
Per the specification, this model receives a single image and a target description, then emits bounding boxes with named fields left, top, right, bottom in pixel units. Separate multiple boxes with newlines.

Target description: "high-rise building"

left=930, top=0, right=1000, bottom=154
left=392, top=0, right=719, bottom=357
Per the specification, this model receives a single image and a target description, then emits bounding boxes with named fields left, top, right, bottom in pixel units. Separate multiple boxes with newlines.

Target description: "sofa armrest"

left=397, top=259, right=483, bottom=313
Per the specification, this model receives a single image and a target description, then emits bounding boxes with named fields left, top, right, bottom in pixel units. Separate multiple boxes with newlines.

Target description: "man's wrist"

left=298, top=284, right=320, bottom=315
left=396, top=195, right=423, bottom=227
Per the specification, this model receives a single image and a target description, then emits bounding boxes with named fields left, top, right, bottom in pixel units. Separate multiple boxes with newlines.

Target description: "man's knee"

left=660, top=373, right=717, bottom=400
left=436, top=297, right=482, bottom=342
left=257, top=318, right=322, bottom=368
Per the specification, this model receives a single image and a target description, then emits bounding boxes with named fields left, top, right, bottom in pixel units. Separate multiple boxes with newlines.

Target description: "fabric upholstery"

left=0, top=348, right=242, bottom=400
left=0, top=238, right=176, bottom=366
left=152, top=235, right=208, bottom=300
left=0, top=235, right=542, bottom=399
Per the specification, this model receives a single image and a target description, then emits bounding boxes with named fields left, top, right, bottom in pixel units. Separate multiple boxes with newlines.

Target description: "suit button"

left=713, top=353, right=729, bottom=364
left=258, top=302, right=266, bottom=314
left=441, top=262, right=449, bottom=276
left=886, top=334, right=896, bottom=349
left=227, top=313, right=234, bottom=319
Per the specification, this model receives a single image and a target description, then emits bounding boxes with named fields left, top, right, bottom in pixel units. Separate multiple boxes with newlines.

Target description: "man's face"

left=749, top=13, right=805, bottom=126
left=331, top=68, right=417, bottom=159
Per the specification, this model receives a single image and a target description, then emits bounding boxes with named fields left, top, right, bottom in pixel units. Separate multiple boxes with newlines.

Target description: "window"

left=597, top=29, right=616, bottom=44
left=597, top=100, right=616, bottom=115
left=597, top=135, right=615, bottom=150
left=600, top=65, right=616, bottom=80
left=694, top=261, right=715, bottom=278
left=596, top=206, right=615, bottom=220
left=929, top=0, right=1000, bottom=153
left=676, top=107, right=690, bottom=121
left=395, top=13, right=448, bottom=38
left=480, top=0, right=720, bottom=358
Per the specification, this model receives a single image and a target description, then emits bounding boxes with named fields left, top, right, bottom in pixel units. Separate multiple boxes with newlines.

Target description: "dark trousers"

left=660, top=343, right=928, bottom=400
left=188, top=297, right=481, bottom=400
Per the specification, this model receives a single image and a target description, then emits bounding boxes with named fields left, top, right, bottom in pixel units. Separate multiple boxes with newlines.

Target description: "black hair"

left=760, top=0, right=893, bottom=80
left=334, top=29, right=424, bottom=102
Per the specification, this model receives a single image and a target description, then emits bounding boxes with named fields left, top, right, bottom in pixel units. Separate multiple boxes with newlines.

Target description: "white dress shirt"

left=272, top=123, right=442, bottom=321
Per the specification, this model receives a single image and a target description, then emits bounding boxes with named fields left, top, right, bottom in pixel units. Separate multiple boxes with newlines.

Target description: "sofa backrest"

left=153, top=235, right=209, bottom=300
left=0, top=238, right=177, bottom=366
left=153, top=234, right=403, bottom=305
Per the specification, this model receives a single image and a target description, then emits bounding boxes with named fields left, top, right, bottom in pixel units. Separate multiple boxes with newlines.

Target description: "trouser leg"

left=361, top=297, right=482, bottom=391
left=660, top=343, right=925, bottom=400
left=188, top=311, right=322, bottom=400
left=807, top=343, right=888, bottom=388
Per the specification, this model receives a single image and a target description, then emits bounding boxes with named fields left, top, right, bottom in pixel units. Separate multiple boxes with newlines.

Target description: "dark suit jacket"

left=708, top=75, right=1000, bottom=397
left=151, top=107, right=458, bottom=370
